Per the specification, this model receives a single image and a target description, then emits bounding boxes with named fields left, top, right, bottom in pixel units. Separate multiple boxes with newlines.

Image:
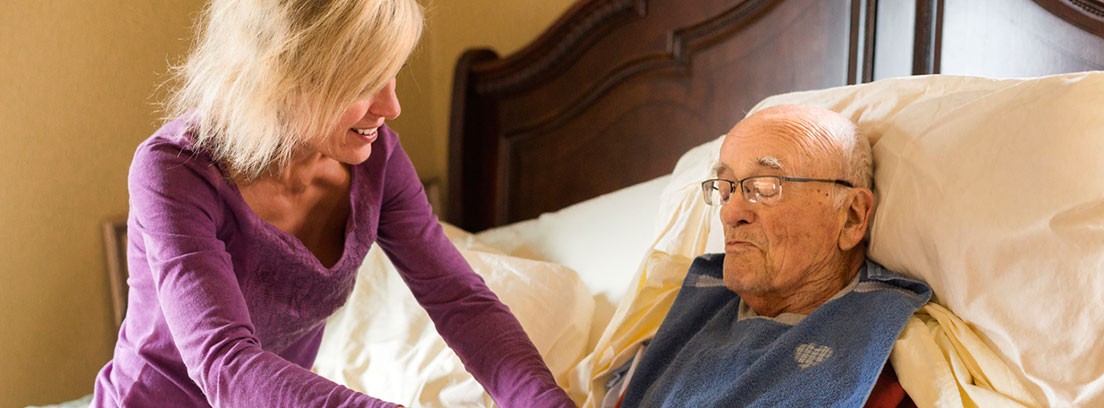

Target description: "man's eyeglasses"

left=701, top=176, right=854, bottom=206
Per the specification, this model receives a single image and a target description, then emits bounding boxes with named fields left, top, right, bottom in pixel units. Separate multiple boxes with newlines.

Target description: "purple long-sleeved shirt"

left=91, top=117, right=574, bottom=407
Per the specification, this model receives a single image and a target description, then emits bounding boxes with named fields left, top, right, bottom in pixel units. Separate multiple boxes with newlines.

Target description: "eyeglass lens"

left=703, top=177, right=784, bottom=205
left=744, top=177, right=781, bottom=203
left=703, top=180, right=729, bottom=205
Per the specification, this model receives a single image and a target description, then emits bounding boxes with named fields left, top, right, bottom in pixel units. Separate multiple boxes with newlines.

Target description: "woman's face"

left=318, top=78, right=401, bottom=165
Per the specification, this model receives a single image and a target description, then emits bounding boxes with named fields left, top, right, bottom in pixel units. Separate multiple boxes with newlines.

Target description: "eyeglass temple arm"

left=781, top=177, right=854, bottom=188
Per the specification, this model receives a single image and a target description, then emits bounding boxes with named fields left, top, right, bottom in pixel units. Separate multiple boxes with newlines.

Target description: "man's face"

left=716, top=119, right=848, bottom=300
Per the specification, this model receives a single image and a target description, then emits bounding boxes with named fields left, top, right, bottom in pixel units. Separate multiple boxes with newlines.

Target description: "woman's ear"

left=839, top=187, right=875, bottom=251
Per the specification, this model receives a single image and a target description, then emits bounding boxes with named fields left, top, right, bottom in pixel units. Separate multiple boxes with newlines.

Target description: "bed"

left=99, top=0, right=1104, bottom=407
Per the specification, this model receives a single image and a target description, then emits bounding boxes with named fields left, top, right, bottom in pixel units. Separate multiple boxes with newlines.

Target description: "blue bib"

left=620, top=254, right=931, bottom=407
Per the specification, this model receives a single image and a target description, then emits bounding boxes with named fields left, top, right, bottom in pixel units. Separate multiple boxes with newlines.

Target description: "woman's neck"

left=244, top=150, right=337, bottom=194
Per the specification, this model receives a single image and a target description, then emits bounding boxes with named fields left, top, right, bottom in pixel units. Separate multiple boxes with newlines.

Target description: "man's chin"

left=722, top=270, right=765, bottom=295
left=722, top=254, right=762, bottom=272
left=719, top=260, right=763, bottom=291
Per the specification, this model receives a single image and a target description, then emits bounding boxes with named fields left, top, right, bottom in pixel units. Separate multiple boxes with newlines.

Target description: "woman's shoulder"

left=129, top=115, right=230, bottom=197
left=134, top=115, right=208, bottom=163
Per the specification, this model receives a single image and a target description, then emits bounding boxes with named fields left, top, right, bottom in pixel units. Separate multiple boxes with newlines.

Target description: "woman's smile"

left=351, top=126, right=379, bottom=143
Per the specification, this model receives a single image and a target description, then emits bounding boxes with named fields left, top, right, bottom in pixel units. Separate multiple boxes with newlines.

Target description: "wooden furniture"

left=103, top=217, right=128, bottom=330
left=446, top=0, right=1104, bottom=232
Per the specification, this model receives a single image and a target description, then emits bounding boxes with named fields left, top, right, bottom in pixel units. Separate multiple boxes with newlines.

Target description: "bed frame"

left=446, top=0, right=1104, bottom=232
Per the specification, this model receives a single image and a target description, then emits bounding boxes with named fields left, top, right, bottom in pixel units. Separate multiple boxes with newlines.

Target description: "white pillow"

left=665, top=72, right=1104, bottom=407
left=475, top=176, right=670, bottom=354
left=651, top=135, right=726, bottom=257
left=475, top=175, right=671, bottom=302
left=315, top=224, right=594, bottom=407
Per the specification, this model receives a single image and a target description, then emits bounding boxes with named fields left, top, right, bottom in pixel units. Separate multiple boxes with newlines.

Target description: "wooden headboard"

left=447, top=0, right=1104, bottom=232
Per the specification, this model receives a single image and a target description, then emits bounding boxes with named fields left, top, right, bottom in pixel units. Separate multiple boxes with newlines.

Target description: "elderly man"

left=614, top=105, right=931, bottom=407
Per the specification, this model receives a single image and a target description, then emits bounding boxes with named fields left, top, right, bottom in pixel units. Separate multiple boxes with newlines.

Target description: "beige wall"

left=0, top=1, right=207, bottom=406
left=0, top=0, right=574, bottom=406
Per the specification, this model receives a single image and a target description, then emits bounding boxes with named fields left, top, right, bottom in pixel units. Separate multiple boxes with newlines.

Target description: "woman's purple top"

left=91, top=117, right=574, bottom=407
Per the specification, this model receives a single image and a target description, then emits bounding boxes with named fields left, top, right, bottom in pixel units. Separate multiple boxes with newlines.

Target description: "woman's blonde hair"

left=165, top=0, right=424, bottom=182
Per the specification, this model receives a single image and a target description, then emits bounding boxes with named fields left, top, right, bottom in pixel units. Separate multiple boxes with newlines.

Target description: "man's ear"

left=839, top=187, right=874, bottom=251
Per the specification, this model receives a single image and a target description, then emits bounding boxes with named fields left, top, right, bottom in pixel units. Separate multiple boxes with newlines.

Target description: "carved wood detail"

left=474, top=0, right=648, bottom=95
left=502, top=0, right=780, bottom=141
left=1034, top=0, right=1104, bottom=37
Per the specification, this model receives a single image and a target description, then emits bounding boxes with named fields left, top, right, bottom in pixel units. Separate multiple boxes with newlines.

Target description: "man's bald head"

left=726, top=104, right=872, bottom=191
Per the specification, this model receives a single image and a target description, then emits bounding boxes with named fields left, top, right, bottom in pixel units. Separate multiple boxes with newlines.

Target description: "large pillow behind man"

left=749, top=72, right=1104, bottom=407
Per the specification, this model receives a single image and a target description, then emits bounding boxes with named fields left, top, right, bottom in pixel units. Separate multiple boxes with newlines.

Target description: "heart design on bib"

left=794, top=343, right=833, bottom=369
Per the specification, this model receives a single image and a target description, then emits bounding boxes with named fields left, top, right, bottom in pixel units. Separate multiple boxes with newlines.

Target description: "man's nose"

left=719, top=194, right=756, bottom=226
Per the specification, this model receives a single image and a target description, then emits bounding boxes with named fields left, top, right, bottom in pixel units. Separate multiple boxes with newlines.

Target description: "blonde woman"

left=91, top=1, right=573, bottom=406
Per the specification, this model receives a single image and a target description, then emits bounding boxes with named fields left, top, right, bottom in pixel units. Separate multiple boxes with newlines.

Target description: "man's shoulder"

left=857, top=259, right=933, bottom=304
left=679, top=253, right=727, bottom=290
left=689, top=253, right=725, bottom=277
